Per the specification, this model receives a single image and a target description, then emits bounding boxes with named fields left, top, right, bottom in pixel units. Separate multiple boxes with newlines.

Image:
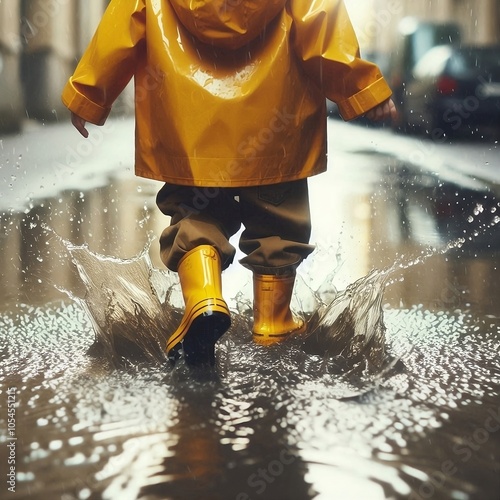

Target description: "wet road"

left=1, top=118, right=500, bottom=500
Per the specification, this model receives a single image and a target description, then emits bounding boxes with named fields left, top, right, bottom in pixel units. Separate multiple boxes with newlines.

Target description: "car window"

left=448, top=53, right=467, bottom=74
left=413, top=46, right=451, bottom=79
left=448, top=49, right=500, bottom=76
left=463, top=50, right=500, bottom=69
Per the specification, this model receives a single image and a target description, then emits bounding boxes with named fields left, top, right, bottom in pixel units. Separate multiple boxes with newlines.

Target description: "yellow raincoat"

left=62, top=0, right=392, bottom=187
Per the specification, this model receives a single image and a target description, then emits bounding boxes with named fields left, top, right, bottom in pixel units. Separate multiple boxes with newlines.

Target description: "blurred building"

left=355, top=0, right=500, bottom=53
left=1, top=0, right=499, bottom=134
left=0, top=0, right=109, bottom=134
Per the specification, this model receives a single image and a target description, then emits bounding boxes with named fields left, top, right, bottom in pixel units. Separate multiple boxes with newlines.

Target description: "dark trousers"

left=156, top=179, right=315, bottom=275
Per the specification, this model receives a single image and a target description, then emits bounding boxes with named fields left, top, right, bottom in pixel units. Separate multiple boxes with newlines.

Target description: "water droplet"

left=69, top=436, right=84, bottom=446
left=78, top=488, right=92, bottom=500
left=49, top=440, right=63, bottom=450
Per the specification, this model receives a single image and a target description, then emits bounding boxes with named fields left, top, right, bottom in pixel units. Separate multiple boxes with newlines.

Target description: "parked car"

left=403, top=44, right=500, bottom=138
left=387, top=18, right=462, bottom=132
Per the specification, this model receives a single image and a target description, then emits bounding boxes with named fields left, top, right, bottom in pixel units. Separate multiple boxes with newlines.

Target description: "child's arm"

left=289, top=0, right=394, bottom=121
left=62, top=0, right=146, bottom=134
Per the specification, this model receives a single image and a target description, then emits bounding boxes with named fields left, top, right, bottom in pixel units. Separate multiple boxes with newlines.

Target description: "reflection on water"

left=0, top=178, right=164, bottom=311
left=1, top=154, right=500, bottom=499
left=370, top=163, right=500, bottom=316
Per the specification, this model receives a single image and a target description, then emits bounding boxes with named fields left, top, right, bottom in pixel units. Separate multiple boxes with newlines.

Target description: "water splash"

left=41, top=192, right=500, bottom=382
left=55, top=210, right=485, bottom=371
left=56, top=236, right=396, bottom=396
left=302, top=268, right=391, bottom=375
left=60, top=241, right=177, bottom=366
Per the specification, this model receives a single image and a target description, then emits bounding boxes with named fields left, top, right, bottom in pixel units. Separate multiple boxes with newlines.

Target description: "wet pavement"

left=1, top=118, right=500, bottom=500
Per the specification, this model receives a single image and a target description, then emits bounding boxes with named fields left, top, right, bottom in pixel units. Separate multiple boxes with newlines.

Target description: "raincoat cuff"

left=61, top=80, right=111, bottom=126
left=337, top=77, right=392, bottom=121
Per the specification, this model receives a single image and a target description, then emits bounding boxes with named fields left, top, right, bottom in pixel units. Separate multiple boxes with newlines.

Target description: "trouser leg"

left=155, top=183, right=241, bottom=272
left=238, top=179, right=315, bottom=275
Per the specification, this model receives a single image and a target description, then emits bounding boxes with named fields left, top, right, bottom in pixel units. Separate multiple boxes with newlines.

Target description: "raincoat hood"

left=168, top=0, right=287, bottom=49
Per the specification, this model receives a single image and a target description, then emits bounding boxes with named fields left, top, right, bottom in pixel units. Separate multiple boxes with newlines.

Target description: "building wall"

left=0, top=0, right=23, bottom=132
left=347, top=0, right=499, bottom=53
left=0, top=0, right=109, bottom=133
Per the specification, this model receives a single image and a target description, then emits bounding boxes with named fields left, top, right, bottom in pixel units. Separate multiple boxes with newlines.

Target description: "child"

left=62, top=0, right=396, bottom=365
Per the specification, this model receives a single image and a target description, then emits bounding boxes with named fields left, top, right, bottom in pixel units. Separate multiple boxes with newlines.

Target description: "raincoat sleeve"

left=61, top=0, right=146, bottom=125
left=289, top=0, right=392, bottom=121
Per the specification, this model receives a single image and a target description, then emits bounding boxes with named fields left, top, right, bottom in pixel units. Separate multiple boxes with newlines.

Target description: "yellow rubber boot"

left=252, top=274, right=306, bottom=345
left=167, top=245, right=231, bottom=365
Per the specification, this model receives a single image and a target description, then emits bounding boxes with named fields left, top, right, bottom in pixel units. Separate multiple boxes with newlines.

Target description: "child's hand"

left=71, top=112, right=89, bottom=138
left=364, top=98, right=398, bottom=122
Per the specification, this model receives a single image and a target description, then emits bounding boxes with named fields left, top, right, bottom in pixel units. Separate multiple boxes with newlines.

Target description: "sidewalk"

left=327, top=119, right=500, bottom=190
left=0, top=118, right=140, bottom=213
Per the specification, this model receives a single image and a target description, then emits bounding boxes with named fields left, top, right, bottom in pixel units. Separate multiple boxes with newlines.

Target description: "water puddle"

left=3, top=216, right=500, bottom=499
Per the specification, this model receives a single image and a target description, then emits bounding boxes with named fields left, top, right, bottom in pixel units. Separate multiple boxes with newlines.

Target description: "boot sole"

left=167, top=299, right=230, bottom=366
left=253, top=320, right=306, bottom=346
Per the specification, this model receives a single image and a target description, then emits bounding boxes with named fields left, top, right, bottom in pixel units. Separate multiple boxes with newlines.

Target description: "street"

left=1, top=117, right=500, bottom=499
